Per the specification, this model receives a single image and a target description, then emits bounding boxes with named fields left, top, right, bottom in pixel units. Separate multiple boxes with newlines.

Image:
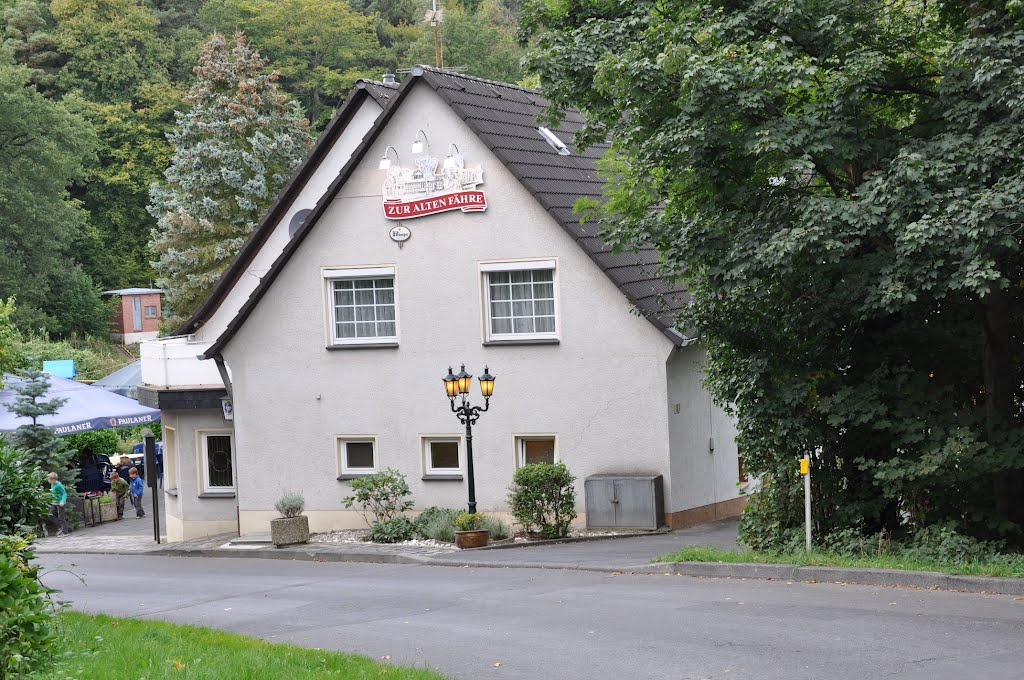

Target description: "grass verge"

left=655, top=545, right=1024, bottom=578
left=35, top=611, right=448, bottom=679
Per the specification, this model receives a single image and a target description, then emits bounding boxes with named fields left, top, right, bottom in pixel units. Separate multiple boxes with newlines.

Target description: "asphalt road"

left=39, top=554, right=1024, bottom=680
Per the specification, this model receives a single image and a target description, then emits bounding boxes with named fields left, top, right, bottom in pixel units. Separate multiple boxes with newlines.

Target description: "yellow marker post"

left=800, top=456, right=811, bottom=551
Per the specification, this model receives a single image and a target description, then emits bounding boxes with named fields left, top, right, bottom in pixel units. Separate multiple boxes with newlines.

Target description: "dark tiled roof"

left=174, top=79, right=398, bottom=336
left=203, top=67, right=689, bottom=357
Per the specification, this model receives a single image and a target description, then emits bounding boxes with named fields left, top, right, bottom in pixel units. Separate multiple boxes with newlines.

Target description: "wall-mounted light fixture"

left=412, top=129, right=429, bottom=155
left=443, top=143, right=461, bottom=170
left=378, top=145, right=401, bottom=170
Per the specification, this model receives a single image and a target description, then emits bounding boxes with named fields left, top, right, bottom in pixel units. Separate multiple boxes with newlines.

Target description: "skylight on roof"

left=537, top=127, right=570, bottom=156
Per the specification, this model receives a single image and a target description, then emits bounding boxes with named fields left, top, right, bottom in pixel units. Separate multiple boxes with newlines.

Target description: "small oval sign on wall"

left=389, top=225, right=412, bottom=243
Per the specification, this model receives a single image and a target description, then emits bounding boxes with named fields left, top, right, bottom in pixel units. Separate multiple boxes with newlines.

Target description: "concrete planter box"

left=98, top=501, right=118, bottom=523
left=271, top=516, right=309, bottom=547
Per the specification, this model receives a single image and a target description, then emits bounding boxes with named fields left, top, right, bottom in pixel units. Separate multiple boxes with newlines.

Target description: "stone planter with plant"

left=98, top=496, right=117, bottom=523
left=454, top=511, right=489, bottom=549
left=270, top=491, right=308, bottom=547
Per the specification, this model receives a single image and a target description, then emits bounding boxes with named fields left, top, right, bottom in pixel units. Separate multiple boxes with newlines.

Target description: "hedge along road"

left=39, top=554, right=1024, bottom=680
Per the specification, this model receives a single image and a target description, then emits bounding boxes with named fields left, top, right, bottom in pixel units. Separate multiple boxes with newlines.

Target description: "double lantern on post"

left=442, top=364, right=495, bottom=514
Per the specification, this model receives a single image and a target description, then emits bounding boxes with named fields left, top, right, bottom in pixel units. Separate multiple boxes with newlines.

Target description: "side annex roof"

left=202, top=66, right=691, bottom=358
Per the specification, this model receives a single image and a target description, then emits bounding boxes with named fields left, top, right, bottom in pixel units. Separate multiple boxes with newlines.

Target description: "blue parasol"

left=0, top=374, right=160, bottom=435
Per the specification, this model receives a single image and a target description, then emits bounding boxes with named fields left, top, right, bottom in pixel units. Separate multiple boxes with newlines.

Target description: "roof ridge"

left=356, top=78, right=400, bottom=90
left=414, top=65, right=545, bottom=98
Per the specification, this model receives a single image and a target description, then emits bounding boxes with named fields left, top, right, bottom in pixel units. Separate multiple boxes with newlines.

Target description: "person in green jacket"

left=47, top=472, right=69, bottom=536
left=109, top=471, right=130, bottom=520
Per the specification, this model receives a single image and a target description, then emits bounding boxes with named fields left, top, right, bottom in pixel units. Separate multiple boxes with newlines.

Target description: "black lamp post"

left=442, top=364, right=495, bottom=514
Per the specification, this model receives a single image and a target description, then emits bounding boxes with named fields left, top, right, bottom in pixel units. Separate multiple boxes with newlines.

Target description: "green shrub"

left=483, top=515, right=511, bottom=540
left=0, top=534, right=57, bottom=677
left=901, top=525, right=1004, bottom=564
left=342, top=468, right=413, bottom=525
left=274, top=491, right=305, bottom=518
left=414, top=507, right=459, bottom=542
left=507, top=463, right=577, bottom=539
left=367, top=517, right=416, bottom=543
left=0, top=438, right=50, bottom=535
left=454, top=512, right=486, bottom=531
left=66, top=429, right=119, bottom=457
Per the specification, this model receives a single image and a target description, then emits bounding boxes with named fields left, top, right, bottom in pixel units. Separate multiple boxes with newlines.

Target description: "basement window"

left=537, top=127, right=570, bottom=156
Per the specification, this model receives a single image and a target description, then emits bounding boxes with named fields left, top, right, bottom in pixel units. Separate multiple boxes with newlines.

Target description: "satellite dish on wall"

left=288, top=209, right=313, bottom=238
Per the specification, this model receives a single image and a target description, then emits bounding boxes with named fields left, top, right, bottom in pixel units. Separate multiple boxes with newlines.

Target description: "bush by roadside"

left=655, top=543, right=1024, bottom=579
left=1, top=534, right=58, bottom=677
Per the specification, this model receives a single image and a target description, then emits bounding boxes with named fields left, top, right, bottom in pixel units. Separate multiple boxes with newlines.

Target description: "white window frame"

left=336, top=436, right=378, bottom=477
left=514, top=434, right=558, bottom=468
left=323, top=266, right=398, bottom=346
left=421, top=435, right=463, bottom=477
left=197, top=430, right=234, bottom=494
left=480, top=259, right=558, bottom=342
left=163, top=426, right=177, bottom=492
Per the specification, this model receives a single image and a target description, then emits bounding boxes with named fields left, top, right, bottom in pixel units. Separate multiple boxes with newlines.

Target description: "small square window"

left=337, top=437, right=377, bottom=477
left=144, top=305, right=158, bottom=318
left=422, top=437, right=462, bottom=477
left=516, top=436, right=556, bottom=467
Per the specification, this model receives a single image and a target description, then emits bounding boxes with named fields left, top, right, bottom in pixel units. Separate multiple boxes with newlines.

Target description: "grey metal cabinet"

left=584, top=474, right=664, bottom=529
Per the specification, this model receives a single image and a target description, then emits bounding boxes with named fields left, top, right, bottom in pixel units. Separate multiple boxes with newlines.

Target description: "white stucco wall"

left=221, top=83, right=680, bottom=533
left=666, top=346, right=742, bottom=513
left=160, top=409, right=238, bottom=541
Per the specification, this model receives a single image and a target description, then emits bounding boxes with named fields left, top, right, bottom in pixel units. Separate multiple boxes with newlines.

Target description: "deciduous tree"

left=523, top=0, right=1024, bottom=545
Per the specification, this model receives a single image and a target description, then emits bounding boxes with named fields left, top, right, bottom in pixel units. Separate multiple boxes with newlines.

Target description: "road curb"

left=628, top=562, right=1024, bottom=595
left=43, top=547, right=1024, bottom=595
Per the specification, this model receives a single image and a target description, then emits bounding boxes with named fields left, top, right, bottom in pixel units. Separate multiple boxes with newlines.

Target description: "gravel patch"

left=310, top=530, right=456, bottom=551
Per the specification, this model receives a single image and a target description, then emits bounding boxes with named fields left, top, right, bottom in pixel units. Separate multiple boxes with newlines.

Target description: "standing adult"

left=47, top=472, right=70, bottom=536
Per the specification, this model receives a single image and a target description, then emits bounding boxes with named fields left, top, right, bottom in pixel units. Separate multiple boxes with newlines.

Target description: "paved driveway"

left=445, top=519, right=740, bottom=570
left=39, top=553, right=1024, bottom=680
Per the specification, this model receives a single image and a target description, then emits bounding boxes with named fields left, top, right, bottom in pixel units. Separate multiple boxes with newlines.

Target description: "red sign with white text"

left=383, top=191, right=487, bottom=220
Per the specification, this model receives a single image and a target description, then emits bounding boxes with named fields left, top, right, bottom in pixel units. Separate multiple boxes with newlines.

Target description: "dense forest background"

left=0, top=0, right=525, bottom=335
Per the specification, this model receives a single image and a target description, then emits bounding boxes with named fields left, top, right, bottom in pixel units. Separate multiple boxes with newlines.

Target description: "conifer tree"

left=148, top=31, right=312, bottom=322
left=5, top=368, right=77, bottom=487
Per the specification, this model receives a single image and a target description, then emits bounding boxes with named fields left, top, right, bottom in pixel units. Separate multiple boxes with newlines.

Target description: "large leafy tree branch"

left=524, top=0, right=1024, bottom=544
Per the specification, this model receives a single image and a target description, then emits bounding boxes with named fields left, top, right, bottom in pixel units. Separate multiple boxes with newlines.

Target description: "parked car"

left=130, top=442, right=163, bottom=484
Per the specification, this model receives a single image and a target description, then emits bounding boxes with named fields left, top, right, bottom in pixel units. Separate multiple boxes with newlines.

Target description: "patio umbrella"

left=0, top=374, right=160, bottom=435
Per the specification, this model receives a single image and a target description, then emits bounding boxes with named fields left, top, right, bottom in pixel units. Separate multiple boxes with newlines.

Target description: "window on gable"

left=324, top=267, right=398, bottom=346
left=481, top=260, right=558, bottom=342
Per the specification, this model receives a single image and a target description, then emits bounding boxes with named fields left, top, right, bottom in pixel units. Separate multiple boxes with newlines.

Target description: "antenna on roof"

left=424, top=0, right=444, bottom=68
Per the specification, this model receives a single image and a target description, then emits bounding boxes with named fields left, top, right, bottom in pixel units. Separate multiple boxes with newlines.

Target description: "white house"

left=139, top=67, right=745, bottom=542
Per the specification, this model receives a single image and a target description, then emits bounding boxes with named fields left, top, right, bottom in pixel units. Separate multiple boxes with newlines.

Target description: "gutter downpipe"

left=209, top=353, right=240, bottom=535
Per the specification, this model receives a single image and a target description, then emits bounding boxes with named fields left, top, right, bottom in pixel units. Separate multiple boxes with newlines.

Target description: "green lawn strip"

left=35, top=611, right=449, bottom=680
left=654, top=545, right=1024, bottom=578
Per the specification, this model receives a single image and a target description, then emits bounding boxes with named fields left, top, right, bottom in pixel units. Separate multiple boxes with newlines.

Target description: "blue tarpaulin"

left=0, top=374, right=160, bottom=435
